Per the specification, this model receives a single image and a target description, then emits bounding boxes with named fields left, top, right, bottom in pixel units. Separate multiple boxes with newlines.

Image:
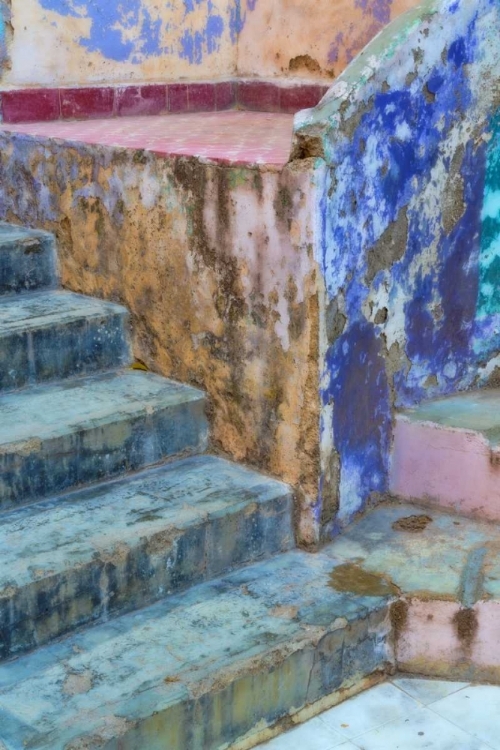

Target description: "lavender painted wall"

left=294, top=0, right=500, bottom=536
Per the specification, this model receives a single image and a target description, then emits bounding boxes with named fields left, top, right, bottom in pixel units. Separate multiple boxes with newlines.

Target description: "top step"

left=390, top=388, right=500, bottom=521
left=0, top=223, right=58, bottom=296
left=396, top=388, right=500, bottom=447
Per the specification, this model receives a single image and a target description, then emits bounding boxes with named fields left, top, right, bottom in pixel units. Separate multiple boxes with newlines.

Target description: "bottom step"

left=0, top=550, right=394, bottom=750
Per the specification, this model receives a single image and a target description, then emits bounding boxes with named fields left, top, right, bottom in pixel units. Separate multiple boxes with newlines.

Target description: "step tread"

left=0, top=224, right=57, bottom=296
left=399, top=388, right=500, bottom=445
left=0, top=369, right=204, bottom=446
left=0, top=289, right=128, bottom=334
left=326, top=501, right=500, bottom=604
left=0, top=545, right=392, bottom=750
left=0, top=455, right=291, bottom=595
left=0, top=223, right=53, bottom=249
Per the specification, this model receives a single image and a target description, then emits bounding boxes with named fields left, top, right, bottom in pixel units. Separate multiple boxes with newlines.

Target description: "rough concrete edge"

left=227, top=671, right=388, bottom=750
left=290, top=0, right=482, bottom=158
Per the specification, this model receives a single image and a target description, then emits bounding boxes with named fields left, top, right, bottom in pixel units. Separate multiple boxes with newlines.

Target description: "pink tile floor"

left=1, top=111, right=294, bottom=168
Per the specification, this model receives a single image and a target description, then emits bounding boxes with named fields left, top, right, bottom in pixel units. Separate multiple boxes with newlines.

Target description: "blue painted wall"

left=37, top=0, right=246, bottom=65
left=0, top=0, right=9, bottom=68
left=296, top=0, right=500, bottom=533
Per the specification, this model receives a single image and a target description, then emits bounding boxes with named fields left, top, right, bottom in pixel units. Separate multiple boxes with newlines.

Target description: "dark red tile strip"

left=0, top=81, right=327, bottom=123
left=116, top=85, right=167, bottom=117
left=61, top=87, right=115, bottom=119
left=2, top=89, right=61, bottom=123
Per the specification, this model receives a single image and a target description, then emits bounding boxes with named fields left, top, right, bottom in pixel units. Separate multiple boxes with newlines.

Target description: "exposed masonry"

left=294, top=0, right=500, bottom=538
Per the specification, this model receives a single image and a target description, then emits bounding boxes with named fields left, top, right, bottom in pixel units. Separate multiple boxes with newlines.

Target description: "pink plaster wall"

left=398, top=599, right=500, bottom=681
left=390, top=418, right=500, bottom=522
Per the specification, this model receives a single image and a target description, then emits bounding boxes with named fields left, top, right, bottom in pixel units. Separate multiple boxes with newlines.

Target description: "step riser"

left=0, top=492, right=293, bottom=661
left=0, top=403, right=208, bottom=511
left=0, top=312, right=131, bottom=391
left=396, top=599, right=500, bottom=683
left=18, top=607, right=392, bottom=750
left=0, top=232, right=57, bottom=295
left=98, top=610, right=391, bottom=750
left=390, top=418, right=500, bottom=521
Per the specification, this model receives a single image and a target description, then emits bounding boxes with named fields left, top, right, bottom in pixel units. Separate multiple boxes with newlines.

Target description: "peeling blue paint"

left=323, top=321, right=391, bottom=523
left=37, top=0, right=242, bottom=64
left=0, top=0, right=9, bottom=69
left=305, top=0, right=500, bottom=528
left=354, top=0, right=392, bottom=25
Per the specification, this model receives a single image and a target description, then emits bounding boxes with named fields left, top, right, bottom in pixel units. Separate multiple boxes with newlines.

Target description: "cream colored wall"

left=237, top=0, right=423, bottom=81
left=1, top=0, right=239, bottom=87
left=0, top=0, right=425, bottom=88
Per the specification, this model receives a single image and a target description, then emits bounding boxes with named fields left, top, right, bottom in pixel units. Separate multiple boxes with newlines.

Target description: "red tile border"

left=0, top=81, right=327, bottom=123
left=215, top=81, right=236, bottom=110
left=280, top=84, right=328, bottom=114
left=188, top=83, right=216, bottom=112
left=61, top=87, right=115, bottom=120
left=116, top=85, right=167, bottom=117
left=237, top=81, right=280, bottom=112
left=168, top=83, right=189, bottom=113
left=2, top=89, right=60, bottom=123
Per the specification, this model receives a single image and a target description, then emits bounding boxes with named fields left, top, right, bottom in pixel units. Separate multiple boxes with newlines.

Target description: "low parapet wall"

left=294, top=0, right=500, bottom=537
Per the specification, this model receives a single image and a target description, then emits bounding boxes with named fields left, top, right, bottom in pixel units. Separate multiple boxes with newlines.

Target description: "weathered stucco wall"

left=1, top=0, right=242, bottom=86
left=0, top=135, right=322, bottom=544
left=237, top=0, right=421, bottom=82
left=294, top=0, right=500, bottom=537
left=0, top=0, right=424, bottom=89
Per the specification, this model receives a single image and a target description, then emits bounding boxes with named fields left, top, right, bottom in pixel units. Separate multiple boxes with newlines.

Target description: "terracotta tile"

left=116, top=86, right=167, bottom=117
left=168, top=84, right=189, bottom=113
left=2, top=89, right=60, bottom=123
left=237, top=81, right=280, bottom=112
left=188, top=83, right=216, bottom=112
left=2, top=111, right=294, bottom=167
left=215, top=82, right=236, bottom=110
left=61, top=88, right=115, bottom=120
left=280, top=85, right=325, bottom=114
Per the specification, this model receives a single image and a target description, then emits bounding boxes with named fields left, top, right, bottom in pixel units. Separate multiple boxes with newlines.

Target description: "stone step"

left=0, top=547, right=394, bottom=750
left=0, top=290, right=131, bottom=391
left=0, top=223, right=57, bottom=296
left=0, top=455, right=293, bottom=662
left=0, top=370, right=208, bottom=511
left=327, top=501, right=500, bottom=683
left=390, top=388, right=500, bottom=521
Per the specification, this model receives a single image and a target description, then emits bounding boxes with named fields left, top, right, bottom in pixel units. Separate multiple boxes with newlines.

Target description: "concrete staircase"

left=0, top=224, right=395, bottom=750
left=3, top=221, right=500, bottom=748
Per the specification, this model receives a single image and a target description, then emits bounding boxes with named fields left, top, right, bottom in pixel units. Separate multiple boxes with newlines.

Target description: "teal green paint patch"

left=477, top=110, right=500, bottom=317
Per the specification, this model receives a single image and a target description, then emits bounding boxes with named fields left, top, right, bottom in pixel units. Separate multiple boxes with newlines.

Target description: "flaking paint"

left=294, top=0, right=500, bottom=535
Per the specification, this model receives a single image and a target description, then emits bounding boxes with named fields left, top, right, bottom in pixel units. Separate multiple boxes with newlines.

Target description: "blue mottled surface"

left=0, top=454, right=293, bottom=661
left=295, top=0, right=500, bottom=530
left=0, top=290, right=131, bottom=390
left=0, top=223, right=57, bottom=295
left=0, top=369, right=208, bottom=510
left=0, top=546, right=392, bottom=750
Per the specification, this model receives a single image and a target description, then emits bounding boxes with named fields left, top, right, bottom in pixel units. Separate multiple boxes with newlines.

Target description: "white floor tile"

left=353, top=706, right=491, bottom=750
left=257, top=716, right=346, bottom=749
left=319, top=682, right=420, bottom=739
left=430, top=684, right=500, bottom=749
left=392, top=676, right=470, bottom=705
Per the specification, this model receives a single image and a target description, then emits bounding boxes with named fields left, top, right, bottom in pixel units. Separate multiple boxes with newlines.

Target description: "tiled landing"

left=1, top=111, right=294, bottom=167
left=257, top=679, right=500, bottom=749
